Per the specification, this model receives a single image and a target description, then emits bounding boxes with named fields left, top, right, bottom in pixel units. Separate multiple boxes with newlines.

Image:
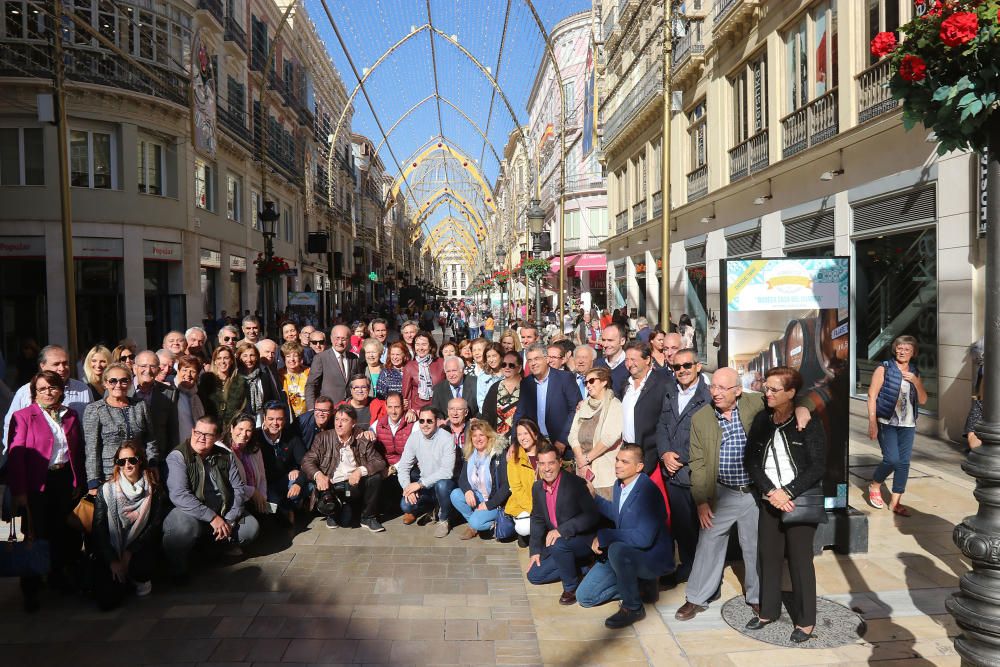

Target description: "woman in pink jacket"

left=7, top=370, right=86, bottom=612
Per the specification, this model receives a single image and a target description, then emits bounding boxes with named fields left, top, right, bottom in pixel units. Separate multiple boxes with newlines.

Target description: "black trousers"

left=22, top=467, right=81, bottom=594
left=327, top=475, right=383, bottom=520
left=757, top=502, right=817, bottom=627
left=666, top=480, right=698, bottom=579
left=93, top=542, right=156, bottom=610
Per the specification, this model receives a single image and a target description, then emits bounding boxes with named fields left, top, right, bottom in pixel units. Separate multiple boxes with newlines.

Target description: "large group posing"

left=1, top=308, right=926, bottom=641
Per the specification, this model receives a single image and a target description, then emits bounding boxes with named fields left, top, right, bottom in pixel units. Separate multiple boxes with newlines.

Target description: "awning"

left=573, top=253, right=607, bottom=272
left=549, top=255, right=580, bottom=273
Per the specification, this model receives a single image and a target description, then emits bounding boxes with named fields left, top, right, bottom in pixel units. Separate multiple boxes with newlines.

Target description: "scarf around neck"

left=102, top=474, right=153, bottom=558
left=468, top=449, right=492, bottom=502
left=416, top=355, right=433, bottom=400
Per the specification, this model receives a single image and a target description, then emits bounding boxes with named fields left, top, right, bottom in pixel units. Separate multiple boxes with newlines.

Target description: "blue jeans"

left=400, top=479, right=456, bottom=522
left=526, top=534, right=594, bottom=592
left=449, top=488, right=498, bottom=532
left=873, top=424, right=916, bottom=493
left=576, top=542, right=664, bottom=611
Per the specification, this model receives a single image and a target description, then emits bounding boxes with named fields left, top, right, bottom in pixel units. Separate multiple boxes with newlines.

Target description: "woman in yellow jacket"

left=504, top=418, right=543, bottom=547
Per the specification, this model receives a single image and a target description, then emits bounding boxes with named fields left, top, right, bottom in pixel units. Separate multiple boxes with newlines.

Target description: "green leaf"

left=969, top=100, right=985, bottom=117
left=959, top=92, right=978, bottom=108
left=933, top=86, right=953, bottom=102
left=902, top=112, right=917, bottom=131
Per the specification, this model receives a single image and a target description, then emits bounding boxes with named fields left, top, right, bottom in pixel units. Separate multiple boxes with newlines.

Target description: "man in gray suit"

left=431, top=356, right=479, bottom=418
left=304, top=324, right=359, bottom=410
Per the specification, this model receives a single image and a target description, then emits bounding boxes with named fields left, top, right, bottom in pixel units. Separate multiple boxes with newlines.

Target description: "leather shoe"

left=745, top=616, right=775, bottom=630
left=790, top=628, right=816, bottom=643
left=559, top=590, right=577, bottom=606
left=402, top=512, right=417, bottom=525
left=459, top=527, right=478, bottom=540
left=605, top=603, right=646, bottom=629
left=674, top=601, right=707, bottom=621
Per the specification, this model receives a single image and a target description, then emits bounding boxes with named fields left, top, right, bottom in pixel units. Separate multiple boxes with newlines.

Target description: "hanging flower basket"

left=873, top=1, right=1000, bottom=154
left=255, top=253, right=290, bottom=278
left=493, top=269, right=511, bottom=286
left=522, top=258, right=551, bottom=282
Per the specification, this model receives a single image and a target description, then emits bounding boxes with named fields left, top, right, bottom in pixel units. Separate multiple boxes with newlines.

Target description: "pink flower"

left=940, top=11, right=979, bottom=47
left=870, top=31, right=898, bottom=58
left=899, top=54, right=928, bottom=82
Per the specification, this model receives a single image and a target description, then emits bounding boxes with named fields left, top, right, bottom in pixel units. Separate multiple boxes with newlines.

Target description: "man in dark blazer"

left=655, top=348, right=712, bottom=585
left=576, top=444, right=674, bottom=627
left=431, top=356, right=479, bottom=418
left=304, top=324, right=359, bottom=409
left=526, top=443, right=599, bottom=605
left=617, top=341, right=669, bottom=475
left=595, top=323, right=629, bottom=395
left=513, top=344, right=581, bottom=456
left=130, top=350, right=178, bottom=452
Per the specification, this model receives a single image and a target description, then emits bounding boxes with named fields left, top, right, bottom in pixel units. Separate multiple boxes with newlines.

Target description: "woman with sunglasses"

left=568, top=366, right=623, bottom=500
left=92, top=443, right=164, bottom=609
left=83, top=345, right=112, bottom=401
left=112, top=342, right=138, bottom=373
left=222, top=414, right=269, bottom=515
left=375, top=342, right=409, bottom=401
left=198, top=345, right=248, bottom=433
left=476, top=342, right=504, bottom=416
left=7, top=370, right=86, bottom=612
left=83, top=363, right=156, bottom=495
left=481, top=351, right=522, bottom=442
left=234, top=341, right=280, bottom=424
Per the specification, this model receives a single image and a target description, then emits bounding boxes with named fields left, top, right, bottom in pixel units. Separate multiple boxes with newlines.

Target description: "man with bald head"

left=659, top=332, right=683, bottom=381
left=431, top=356, right=479, bottom=418
left=674, top=367, right=811, bottom=622
left=571, top=343, right=597, bottom=399
left=304, top=324, right=359, bottom=409
left=130, top=350, right=179, bottom=451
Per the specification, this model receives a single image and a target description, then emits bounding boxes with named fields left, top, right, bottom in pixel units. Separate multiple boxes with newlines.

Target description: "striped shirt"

left=716, top=403, right=751, bottom=487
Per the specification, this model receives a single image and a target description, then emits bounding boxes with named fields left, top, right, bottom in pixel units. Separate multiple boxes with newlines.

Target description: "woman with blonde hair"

left=499, top=330, right=522, bottom=355
left=198, top=345, right=248, bottom=431
left=280, top=341, right=309, bottom=418
left=449, top=419, right=509, bottom=540
left=83, top=345, right=112, bottom=400
left=568, top=365, right=623, bottom=500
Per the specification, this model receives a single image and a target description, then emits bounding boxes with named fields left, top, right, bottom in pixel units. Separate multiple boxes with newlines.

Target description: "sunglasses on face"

left=763, top=385, right=787, bottom=394
left=671, top=362, right=697, bottom=371
left=106, top=377, right=129, bottom=386
left=221, top=336, right=236, bottom=342
left=585, top=378, right=601, bottom=385
left=501, top=362, right=519, bottom=369
left=310, top=339, right=326, bottom=345
left=115, top=456, right=140, bottom=466
left=418, top=418, right=436, bottom=424
left=120, top=354, right=135, bottom=361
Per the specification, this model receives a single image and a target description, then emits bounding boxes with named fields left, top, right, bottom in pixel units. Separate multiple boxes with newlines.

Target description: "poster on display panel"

left=720, top=257, right=850, bottom=510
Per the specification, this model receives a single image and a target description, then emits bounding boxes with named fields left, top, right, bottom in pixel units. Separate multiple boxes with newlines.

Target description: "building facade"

left=595, top=0, right=983, bottom=440
left=526, top=10, right=609, bottom=314
left=0, top=0, right=359, bottom=365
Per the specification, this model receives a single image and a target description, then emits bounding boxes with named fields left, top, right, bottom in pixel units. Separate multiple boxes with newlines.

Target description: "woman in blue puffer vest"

left=865, top=335, right=927, bottom=516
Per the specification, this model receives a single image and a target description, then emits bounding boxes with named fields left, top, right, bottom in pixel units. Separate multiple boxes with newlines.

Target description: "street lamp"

left=495, top=245, right=507, bottom=329
left=386, top=263, right=396, bottom=309
left=259, top=200, right=280, bottom=334
left=352, top=246, right=363, bottom=310
left=527, top=199, right=545, bottom=327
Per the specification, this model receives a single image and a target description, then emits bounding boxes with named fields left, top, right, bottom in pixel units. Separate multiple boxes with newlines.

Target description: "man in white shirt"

left=619, top=341, right=669, bottom=475
left=596, top=323, right=628, bottom=395
left=3, top=345, right=91, bottom=455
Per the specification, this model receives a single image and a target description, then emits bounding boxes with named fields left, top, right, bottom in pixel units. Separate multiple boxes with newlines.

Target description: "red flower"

left=899, top=54, right=928, bottom=82
left=870, top=31, right=897, bottom=58
left=940, top=11, right=979, bottom=47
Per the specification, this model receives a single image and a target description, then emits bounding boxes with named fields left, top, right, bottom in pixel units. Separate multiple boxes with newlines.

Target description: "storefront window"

left=75, top=259, right=124, bottom=348
left=144, top=260, right=185, bottom=347
left=201, top=267, right=217, bottom=321
left=0, top=257, right=47, bottom=386
left=632, top=256, right=647, bottom=320
left=228, top=271, right=244, bottom=315
left=854, top=228, right=938, bottom=414
left=685, top=265, right=708, bottom=362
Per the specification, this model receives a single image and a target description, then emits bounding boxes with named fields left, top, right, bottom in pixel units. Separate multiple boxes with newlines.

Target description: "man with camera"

left=301, top=404, right=387, bottom=532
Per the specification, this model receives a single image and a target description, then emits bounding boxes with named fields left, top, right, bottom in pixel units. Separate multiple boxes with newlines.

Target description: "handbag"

left=68, top=495, right=95, bottom=534
left=0, top=505, right=51, bottom=578
left=780, top=485, right=828, bottom=525
left=494, top=511, right=516, bottom=541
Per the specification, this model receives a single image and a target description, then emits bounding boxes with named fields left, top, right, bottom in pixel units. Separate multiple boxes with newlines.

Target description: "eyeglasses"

left=221, top=336, right=236, bottom=343
left=671, top=362, right=697, bottom=371
left=584, top=378, right=601, bottom=385
left=418, top=418, right=436, bottom=424
left=191, top=430, right=216, bottom=441
left=501, top=362, right=519, bottom=369
left=106, top=377, right=129, bottom=386
left=309, top=339, right=326, bottom=345
left=313, top=408, right=332, bottom=415
left=709, top=384, right=738, bottom=393
left=763, top=385, right=787, bottom=394
left=120, top=354, right=135, bottom=362
left=35, top=385, right=60, bottom=394
left=115, top=456, right=140, bottom=466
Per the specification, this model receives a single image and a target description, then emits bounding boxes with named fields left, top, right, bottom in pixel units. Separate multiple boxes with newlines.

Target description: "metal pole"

left=659, top=0, right=672, bottom=331
left=52, top=0, right=78, bottom=363
left=949, top=135, right=1000, bottom=666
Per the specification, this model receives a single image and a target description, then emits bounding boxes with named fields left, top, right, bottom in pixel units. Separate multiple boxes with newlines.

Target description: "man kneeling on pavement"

left=301, top=404, right=387, bottom=532
left=575, top=443, right=674, bottom=628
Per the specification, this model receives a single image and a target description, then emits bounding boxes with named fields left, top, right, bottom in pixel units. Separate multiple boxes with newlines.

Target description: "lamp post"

left=527, top=199, right=545, bottom=328
left=259, top=200, right=280, bottom=335
left=495, top=245, right=507, bottom=330
left=386, top=263, right=396, bottom=310
left=352, top=246, right=363, bottom=311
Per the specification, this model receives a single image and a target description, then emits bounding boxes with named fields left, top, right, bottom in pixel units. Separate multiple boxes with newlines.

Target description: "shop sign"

left=0, top=236, right=45, bottom=257
left=142, top=240, right=182, bottom=261
left=979, top=150, right=989, bottom=239
left=200, top=248, right=222, bottom=268
left=229, top=255, right=247, bottom=272
left=74, top=237, right=123, bottom=258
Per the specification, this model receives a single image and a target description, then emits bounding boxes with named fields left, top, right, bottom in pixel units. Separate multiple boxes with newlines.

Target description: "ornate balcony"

left=632, top=200, right=647, bottom=228
left=857, top=59, right=899, bottom=124
left=224, top=16, right=247, bottom=54
left=671, top=20, right=705, bottom=87
left=217, top=102, right=252, bottom=149
left=729, top=129, right=769, bottom=182
left=687, top=164, right=708, bottom=202
left=618, top=0, right=639, bottom=25
left=603, top=7, right=621, bottom=50
left=603, top=66, right=662, bottom=149
left=712, top=0, right=759, bottom=43
left=196, top=0, right=224, bottom=26
left=781, top=88, right=838, bottom=159
left=615, top=211, right=629, bottom=235
left=652, top=190, right=663, bottom=219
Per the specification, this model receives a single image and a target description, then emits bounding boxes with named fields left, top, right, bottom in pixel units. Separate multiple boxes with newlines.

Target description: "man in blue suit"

left=576, top=443, right=675, bottom=628
left=513, top=344, right=582, bottom=456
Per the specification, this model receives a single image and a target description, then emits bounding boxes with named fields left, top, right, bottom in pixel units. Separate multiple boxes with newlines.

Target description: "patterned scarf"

left=101, top=474, right=153, bottom=558
left=495, top=382, right=520, bottom=436
left=244, top=366, right=264, bottom=414
left=416, top=355, right=434, bottom=400
left=468, top=450, right=492, bottom=502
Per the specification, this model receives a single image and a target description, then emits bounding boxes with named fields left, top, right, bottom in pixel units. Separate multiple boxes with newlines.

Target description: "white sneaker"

left=134, top=580, right=152, bottom=597
left=434, top=521, right=450, bottom=538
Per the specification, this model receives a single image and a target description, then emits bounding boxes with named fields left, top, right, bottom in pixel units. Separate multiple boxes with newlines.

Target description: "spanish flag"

left=538, top=123, right=554, bottom=150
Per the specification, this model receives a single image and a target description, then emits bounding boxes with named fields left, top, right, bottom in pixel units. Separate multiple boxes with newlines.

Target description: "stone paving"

left=0, top=418, right=975, bottom=665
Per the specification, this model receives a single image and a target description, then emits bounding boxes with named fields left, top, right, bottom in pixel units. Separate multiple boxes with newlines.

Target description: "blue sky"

left=305, top=0, right=591, bottom=249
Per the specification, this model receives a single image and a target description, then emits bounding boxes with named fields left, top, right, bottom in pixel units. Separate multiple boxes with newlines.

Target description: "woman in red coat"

left=7, top=370, right=86, bottom=612
left=402, top=331, right=444, bottom=419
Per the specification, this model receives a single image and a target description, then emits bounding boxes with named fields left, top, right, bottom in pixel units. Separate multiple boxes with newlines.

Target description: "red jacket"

left=372, top=414, right=414, bottom=466
left=7, top=403, right=85, bottom=496
left=402, top=358, right=444, bottom=413
left=335, top=399, right=387, bottom=429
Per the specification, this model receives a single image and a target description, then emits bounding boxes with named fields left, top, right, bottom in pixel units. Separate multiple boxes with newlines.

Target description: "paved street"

left=0, top=423, right=971, bottom=666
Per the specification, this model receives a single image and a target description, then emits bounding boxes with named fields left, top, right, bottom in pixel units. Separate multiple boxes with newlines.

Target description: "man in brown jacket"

left=302, top=404, right=387, bottom=532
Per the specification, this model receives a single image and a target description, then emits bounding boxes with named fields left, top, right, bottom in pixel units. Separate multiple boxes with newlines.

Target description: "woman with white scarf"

left=92, top=443, right=163, bottom=610
left=568, top=366, right=623, bottom=500
left=173, top=354, right=206, bottom=438
left=449, top=419, right=510, bottom=540
left=235, top=341, right=281, bottom=425
left=402, top=332, right=444, bottom=418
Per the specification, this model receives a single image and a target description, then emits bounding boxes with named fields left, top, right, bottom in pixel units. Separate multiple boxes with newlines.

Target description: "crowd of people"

left=0, top=303, right=926, bottom=641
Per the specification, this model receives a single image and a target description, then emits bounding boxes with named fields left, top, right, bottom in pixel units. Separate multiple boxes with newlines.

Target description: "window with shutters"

left=784, top=210, right=834, bottom=251
left=732, top=51, right=768, bottom=145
